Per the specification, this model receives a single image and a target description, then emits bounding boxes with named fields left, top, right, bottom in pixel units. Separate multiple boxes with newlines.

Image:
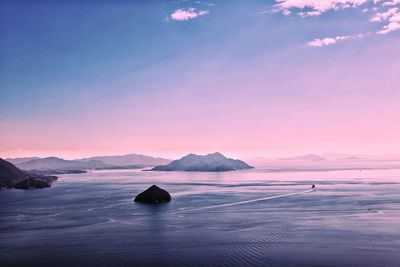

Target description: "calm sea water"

left=1, top=168, right=400, bottom=266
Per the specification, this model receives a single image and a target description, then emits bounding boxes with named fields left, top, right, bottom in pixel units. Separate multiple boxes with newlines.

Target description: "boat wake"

left=174, top=188, right=314, bottom=213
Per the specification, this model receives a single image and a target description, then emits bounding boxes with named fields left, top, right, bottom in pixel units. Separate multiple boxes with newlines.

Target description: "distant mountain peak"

left=210, top=152, right=223, bottom=156
left=41, top=157, right=66, bottom=161
left=281, top=154, right=325, bottom=161
left=182, top=153, right=197, bottom=158
left=208, top=152, right=225, bottom=158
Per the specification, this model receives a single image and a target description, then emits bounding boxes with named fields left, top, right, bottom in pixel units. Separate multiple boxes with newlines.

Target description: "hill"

left=77, top=154, right=170, bottom=167
left=14, top=157, right=107, bottom=171
left=151, top=152, right=253, bottom=172
left=0, top=158, right=57, bottom=189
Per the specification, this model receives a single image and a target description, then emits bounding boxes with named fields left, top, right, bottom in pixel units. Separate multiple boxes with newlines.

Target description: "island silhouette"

left=151, top=152, right=254, bottom=172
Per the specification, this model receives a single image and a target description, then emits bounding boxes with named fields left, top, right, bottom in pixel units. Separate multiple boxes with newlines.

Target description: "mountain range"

left=7, top=157, right=106, bottom=171
left=7, top=153, right=400, bottom=173
left=77, top=154, right=170, bottom=166
left=7, top=154, right=171, bottom=172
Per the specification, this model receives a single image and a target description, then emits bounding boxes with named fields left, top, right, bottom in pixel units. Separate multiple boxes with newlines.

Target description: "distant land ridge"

left=7, top=154, right=171, bottom=173
left=280, top=154, right=326, bottom=161
left=8, top=157, right=107, bottom=171
left=77, top=153, right=170, bottom=167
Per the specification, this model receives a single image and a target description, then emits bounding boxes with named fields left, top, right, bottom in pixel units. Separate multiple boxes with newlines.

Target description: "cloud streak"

left=308, top=34, right=366, bottom=47
left=170, top=8, right=209, bottom=21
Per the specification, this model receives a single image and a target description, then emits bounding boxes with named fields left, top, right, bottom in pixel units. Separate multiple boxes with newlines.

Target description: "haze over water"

left=1, top=167, right=400, bottom=266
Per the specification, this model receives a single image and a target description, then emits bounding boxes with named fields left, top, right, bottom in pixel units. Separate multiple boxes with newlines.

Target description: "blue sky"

left=1, top=0, right=399, bottom=158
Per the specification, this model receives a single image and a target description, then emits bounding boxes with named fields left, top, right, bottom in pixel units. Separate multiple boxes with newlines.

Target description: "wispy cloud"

left=298, top=10, right=323, bottom=17
left=383, top=0, right=400, bottom=6
left=170, top=8, right=209, bottom=21
left=194, top=1, right=215, bottom=7
left=378, top=21, right=400, bottom=33
left=371, top=7, right=399, bottom=21
left=308, top=37, right=339, bottom=47
left=275, top=0, right=368, bottom=16
left=273, top=0, right=400, bottom=47
left=308, top=34, right=366, bottom=47
left=371, top=6, right=400, bottom=33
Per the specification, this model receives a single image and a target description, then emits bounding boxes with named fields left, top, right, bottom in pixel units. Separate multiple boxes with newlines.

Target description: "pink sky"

left=1, top=0, right=400, bottom=159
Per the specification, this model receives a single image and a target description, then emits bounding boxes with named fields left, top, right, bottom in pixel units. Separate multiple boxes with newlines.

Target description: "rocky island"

left=134, top=185, right=171, bottom=204
left=0, top=158, right=57, bottom=189
left=151, top=152, right=254, bottom=172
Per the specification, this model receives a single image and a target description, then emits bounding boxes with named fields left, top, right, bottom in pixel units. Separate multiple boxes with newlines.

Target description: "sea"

left=1, top=167, right=400, bottom=266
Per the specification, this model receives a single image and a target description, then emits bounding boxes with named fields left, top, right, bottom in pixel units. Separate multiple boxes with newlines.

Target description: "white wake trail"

left=174, top=188, right=314, bottom=213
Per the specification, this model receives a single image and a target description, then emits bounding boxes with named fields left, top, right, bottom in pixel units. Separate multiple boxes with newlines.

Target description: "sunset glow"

left=1, top=0, right=399, bottom=159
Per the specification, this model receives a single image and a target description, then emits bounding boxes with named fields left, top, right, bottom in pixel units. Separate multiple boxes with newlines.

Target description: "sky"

left=0, top=0, right=399, bottom=159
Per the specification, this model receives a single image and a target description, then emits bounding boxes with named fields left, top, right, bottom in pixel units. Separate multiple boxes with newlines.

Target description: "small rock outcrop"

left=134, top=185, right=171, bottom=204
left=13, top=177, right=53, bottom=189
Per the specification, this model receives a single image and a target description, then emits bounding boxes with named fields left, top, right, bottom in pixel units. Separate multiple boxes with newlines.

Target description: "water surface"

left=1, top=168, right=400, bottom=266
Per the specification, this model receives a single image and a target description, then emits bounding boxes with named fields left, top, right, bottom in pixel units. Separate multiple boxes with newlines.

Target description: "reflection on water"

left=1, top=168, right=400, bottom=266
